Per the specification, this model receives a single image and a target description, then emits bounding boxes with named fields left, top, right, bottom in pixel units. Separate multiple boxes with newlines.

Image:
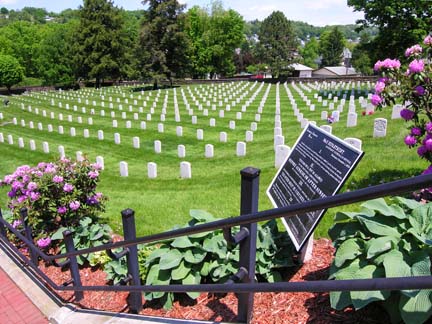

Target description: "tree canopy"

left=0, top=54, right=24, bottom=92
left=319, top=27, right=346, bottom=67
left=73, top=0, right=127, bottom=88
left=257, top=11, right=298, bottom=78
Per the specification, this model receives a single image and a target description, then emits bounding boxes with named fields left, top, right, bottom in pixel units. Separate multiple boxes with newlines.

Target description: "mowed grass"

left=0, top=81, right=426, bottom=238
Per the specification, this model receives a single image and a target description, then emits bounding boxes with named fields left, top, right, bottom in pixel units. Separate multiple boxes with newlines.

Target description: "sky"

left=0, top=0, right=364, bottom=26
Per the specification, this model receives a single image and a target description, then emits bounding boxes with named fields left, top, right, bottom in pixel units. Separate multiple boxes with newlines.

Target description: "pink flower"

left=375, top=58, right=401, bottom=71
left=3, top=175, right=14, bottom=184
left=88, top=171, right=99, bottom=179
left=371, top=94, right=382, bottom=106
left=411, top=127, right=422, bottom=136
left=408, top=59, right=424, bottom=74
left=426, top=122, right=432, bottom=133
left=53, top=175, right=64, bottom=183
left=374, top=81, right=386, bottom=94
left=425, top=138, right=432, bottom=151
left=400, top=108, right=415, bottom=121
left=415, top=85, right=425, bottom=96
left=29, top=192, right=40, bottom=201
left=404, top=135, right=417, bottom=147
left=27, top=182, right=38, bottom=191
left=405, top=44, right=422, bottom=57
left=57, top=206, right=67, bottom=214
left=36, top=237, right=51, bottom=249
left=12, top=219, right=22, bottom=228
left=69, top=201, right=80, bottom=211
left=418, top=146, right=428, bottom=157
left=91, top=163, right=102, bottom=171
left=63, top=183, right=74, bottom=193
left=424, top=35, right=432, bottom=46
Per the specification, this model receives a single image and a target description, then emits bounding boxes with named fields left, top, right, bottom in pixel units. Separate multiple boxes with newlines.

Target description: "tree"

left=351, top=33, right=373, bottom=75
left=0, top=54, right=24, bottom=93
left=185, top=2, right=244, bottom=79
left=73, top=0, right=127, bottom=88
left=139, top=0, right=192, bottom=88
left=34, top=22, right=76, bottom=86
left=348, top=0, right=431, bottom=61
left=299, top=37, right=319, bottom=68
left=319, top=27, right=345, bottom=67
left=257, top=11, right=298, bottom=78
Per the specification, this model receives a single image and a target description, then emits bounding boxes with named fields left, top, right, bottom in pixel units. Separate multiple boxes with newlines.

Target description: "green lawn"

left=0, top=81, right=426, bottom=238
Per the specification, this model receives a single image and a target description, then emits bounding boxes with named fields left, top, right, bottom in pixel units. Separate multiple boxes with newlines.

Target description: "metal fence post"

left=20, top=208, right=39, bottom=265
left=63, top=230, right=84, bottom=301
left=121, top=208, right=143, bottom=313
left=238, top=167, right=260, bottom=323
left=0, top=209, right=6, bottom=238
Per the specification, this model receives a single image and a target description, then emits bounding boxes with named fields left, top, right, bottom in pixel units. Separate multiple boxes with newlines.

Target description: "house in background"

left=290, top=63, right=313, bottom=78
left=312, top=66, right=358, bottom=77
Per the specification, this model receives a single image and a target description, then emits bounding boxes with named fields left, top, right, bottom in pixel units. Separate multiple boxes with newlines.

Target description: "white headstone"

left=7, top=134, right=13, bottom=145
left=344, top=137, right=362, bottom=150
left=28, top=121, right=33, bottom=128
left=373, top=118, right=387, bottom=137
left=158, top=123, right=164, bottom=133
left=178, top=145, right=186, bottom=158
left=197, top=129, right=204, bottom=140
left=320, top=125, right=332, bottom=133
left=321, top=111, right=328, bottom=120
left=58, top=126, right=64, bottom=134
left=47, top=124, right=53, bottom=132
left=236, top=112, right=242, bottom=120
left=251, top=122, right=257, bottom=131
left=331, top=110, right=340, bottom=122
left=154, top=140, right=162, bottom=153
left=114, top=133, right=121, bottom=144
left=274, top=127, right=282, bottom=136
left=18, top=137, right=24, bottom=148
left=347, top=112, right=358, bottom=127
left=192, top=116, right=197, bottom=124
left=113, top=120, right=118, bottom=128
left=120, top=161, right=128, bottom=177
left=275, top=145, right=291, bottom=169
left=96, top=156, right=104, bottom=170
left=140, top=121, right=147, bottom=130
left=37, top=123, right=43, bottom=131
left=70, top=127, right=76, bottom=137
left=229, top=120, right=236, bottom=130
left=180, top=161, right=192, bottom=179
left=148, top=162, right=157, bottom=179
left=255, top=114, right=261, bottom=122
left=274, top=135, right=285, bottom=149
left=29, top=140, right=36, bottom=151
left=220, top=132, right=227, bottom=143
left=133, top=136, right=140, bottom=149
left=210, top=118, right=216, bottom=127
left=236, top=142, right=246, bottom=157
left=391, top=104, right=403, bottom=119
left=43, top=141, right=49, bottom=153
left=77, top=116, right=82, bottom=124
left=76, top=151, right=84, bottom=162
left=205, top=144, right=214, bottom=158
left=83, top=129, right=89, bottom=138
left=245, top=131, right=253, bottom=142
left=219, top=110, right=225, bottom=118
left=58, top=145, right=65, bottom=158
left=300, top=118, right=309, bottom=128
left=176, top=126, right=183, bottom=137
left=0, top=133, right=3, bottom=143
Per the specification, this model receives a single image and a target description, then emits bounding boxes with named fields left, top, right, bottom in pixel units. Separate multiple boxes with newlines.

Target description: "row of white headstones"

left=2, top=81, right=404, bottom=178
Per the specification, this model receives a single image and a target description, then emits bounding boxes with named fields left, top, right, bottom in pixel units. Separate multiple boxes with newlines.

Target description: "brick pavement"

left=0, top=267, right=48, bottom=324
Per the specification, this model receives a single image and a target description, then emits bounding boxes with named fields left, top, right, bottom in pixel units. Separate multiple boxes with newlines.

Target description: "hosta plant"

left=329, top=197, right=432, bottom=323
left=143, top=210, right=294, bottom=309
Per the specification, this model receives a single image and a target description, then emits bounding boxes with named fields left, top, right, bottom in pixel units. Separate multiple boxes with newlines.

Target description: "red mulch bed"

left=37, top=238, right=389, bottom=323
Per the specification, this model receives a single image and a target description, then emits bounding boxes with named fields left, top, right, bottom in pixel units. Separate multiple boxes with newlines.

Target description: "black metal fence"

left=1, top=168, right=432, bottom=323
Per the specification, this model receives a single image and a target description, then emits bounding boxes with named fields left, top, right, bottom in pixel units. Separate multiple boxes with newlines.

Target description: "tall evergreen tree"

left=258, top=11, right=298, bottom=78
left=73, top=0, right=126, bottom=88
left=139, top=0, right=192, bottom=88
left=319, top=27, right=346, bottom=67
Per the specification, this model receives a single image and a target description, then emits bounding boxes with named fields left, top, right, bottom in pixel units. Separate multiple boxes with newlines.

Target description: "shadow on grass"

left=346, top=168, right=425, bottom=193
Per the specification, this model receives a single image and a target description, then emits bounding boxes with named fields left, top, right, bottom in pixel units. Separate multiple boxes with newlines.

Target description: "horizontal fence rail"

left=1, top=170, right=432, bottom=322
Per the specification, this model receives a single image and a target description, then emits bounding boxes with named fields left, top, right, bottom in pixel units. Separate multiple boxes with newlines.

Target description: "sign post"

left=267, top=124, right=363, bottom=252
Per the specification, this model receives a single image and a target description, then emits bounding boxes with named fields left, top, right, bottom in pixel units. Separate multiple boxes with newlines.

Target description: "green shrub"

left=329, top=197, right=432, bottom=323
left=143, top=209, right=294, bottom=309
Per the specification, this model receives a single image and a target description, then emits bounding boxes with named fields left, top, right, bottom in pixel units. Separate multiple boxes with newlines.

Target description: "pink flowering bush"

left=372, top=34, right=432, bottom=168
left=0, top=158, right=107, bottom=241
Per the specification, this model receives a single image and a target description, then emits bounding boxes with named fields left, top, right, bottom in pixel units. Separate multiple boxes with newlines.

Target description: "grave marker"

left=120, top=161, right=128, bottom=177
left=373, top=118, right=387, bottom=137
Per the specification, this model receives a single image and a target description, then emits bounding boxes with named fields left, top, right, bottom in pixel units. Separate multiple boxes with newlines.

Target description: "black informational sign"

left=267, top=124, right=363, bottom=251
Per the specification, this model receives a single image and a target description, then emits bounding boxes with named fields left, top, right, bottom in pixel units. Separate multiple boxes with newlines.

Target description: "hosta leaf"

left=184, top=248, right=206, bottom=264
left=80, top=217, right=92, bottom=227
left=146, top=246, right=170, bottom=264
left=330, top=291, right=352, bottom=310
left=383, top=250, right=411, bottom=278
left=328, top=222, right=363, bottom=242
left=410, top=205, right=432, bottom=235
left=171, top=260, right=191, bottom=281
left=393, top=196, right=423, bottom=210
left=189, top=209, right=216, bottom=222
left=182, top=271, right=201, bottom=299
left=171, top=236, right=195, bottom=248
left=334, top=211, right=362, bottom=222
left=366, top=236, right=398, bottom=259
left=411, top=251, right=431, bottom=277
left=350, top=265, right=389, bottom=310
left=357, top=216, right=401, bottom=238
left=400, top=289, right=432, bottom=324
left=334, top=238, right=363, bottom=267
left=200, top=261, right=211, bottom=277
left=362, top=198, right=406, bottom=219
left=51, top=227, right=68, bottom=240
left=163, top=292, right=174, bottom=310
left=159, top=249, right=182, bottom=270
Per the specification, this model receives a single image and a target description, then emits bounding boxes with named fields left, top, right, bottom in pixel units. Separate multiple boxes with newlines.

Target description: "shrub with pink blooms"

left=372, top=34, right=432, bottom=170
left=0, top=157, right=107, bottom=242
